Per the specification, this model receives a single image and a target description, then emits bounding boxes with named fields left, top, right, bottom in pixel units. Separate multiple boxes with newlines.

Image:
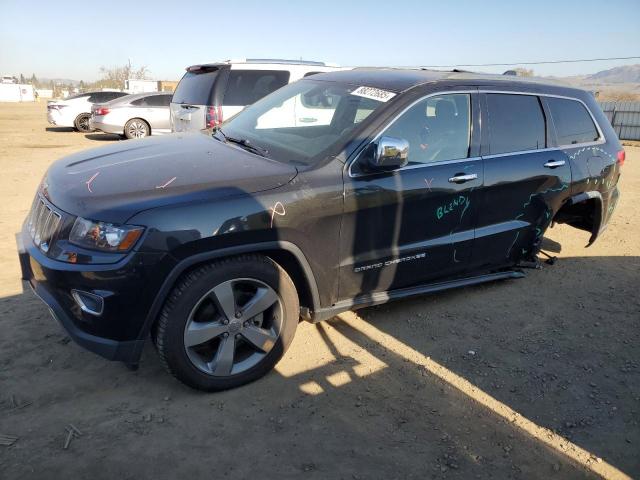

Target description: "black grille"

left=27, top=196, right=62, bottom=253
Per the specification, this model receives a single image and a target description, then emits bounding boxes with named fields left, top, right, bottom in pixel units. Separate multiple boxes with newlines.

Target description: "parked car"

left=170, top=58, right=341, bottom=133
left=19, top=68, right=623, bottom=391
left=90, top=92, right=173, bottom=139
left=47, top=91, right=128, bottom=132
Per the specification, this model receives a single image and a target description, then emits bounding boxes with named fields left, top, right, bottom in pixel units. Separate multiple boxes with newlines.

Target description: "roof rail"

left=223, top=58, right=329, bottom=66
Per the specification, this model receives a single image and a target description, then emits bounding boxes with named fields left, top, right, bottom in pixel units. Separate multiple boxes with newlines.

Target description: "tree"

left=97, top=60, right=150, bottom=89
left=30, top=73, right=38, bottom=88
left=79, top=80, right=85, bottom=92
left=19, top=73, right=25, bottom=84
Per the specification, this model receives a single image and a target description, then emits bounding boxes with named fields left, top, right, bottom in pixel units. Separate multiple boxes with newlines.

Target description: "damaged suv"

left=19, top=68, right=623, bottom=391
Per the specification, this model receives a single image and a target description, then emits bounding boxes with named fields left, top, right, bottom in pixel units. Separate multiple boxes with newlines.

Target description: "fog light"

left=71, top=289, right=104, bottom=316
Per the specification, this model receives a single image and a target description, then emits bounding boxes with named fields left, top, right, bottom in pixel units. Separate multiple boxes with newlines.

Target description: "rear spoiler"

left=186, top=64, right=221, bottom=73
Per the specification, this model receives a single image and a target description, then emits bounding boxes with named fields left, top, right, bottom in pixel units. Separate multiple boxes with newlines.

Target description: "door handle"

left=544, top=160, right=566, bottom=168
left=448, top=173, right=478, bottom=184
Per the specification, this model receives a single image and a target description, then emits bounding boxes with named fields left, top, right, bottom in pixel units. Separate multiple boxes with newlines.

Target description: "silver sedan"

left=89, top=92, right=173, bottom=139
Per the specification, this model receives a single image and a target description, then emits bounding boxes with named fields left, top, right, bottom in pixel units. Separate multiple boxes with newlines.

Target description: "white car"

left=47, top=91, right=128, bottom=132
left=89, top=92, right=172, bottom=139
left=170, top=59, right=342, bottom=133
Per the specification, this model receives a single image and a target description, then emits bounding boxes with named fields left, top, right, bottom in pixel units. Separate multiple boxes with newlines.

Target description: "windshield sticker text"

left=350, top=86, right=396, bottom=103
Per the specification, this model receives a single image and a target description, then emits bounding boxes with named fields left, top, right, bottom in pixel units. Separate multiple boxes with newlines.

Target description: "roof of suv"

left=308, top=67, right=583, bottom=96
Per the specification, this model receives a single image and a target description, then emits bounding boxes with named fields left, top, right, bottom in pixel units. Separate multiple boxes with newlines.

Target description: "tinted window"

left=88, top=92, right=125, bottom=103
left=223, top=70, right=290, bottom=106
left=383, top=94, right=471, bottom=164
left=486, top=94, right=546, bottom=154
left=172, top=68, right=219, bottom=105
left=103, top=92, right=127, bottom=101
left=547, top=97, right=599, bottom=145
left=303, top=71, right=322, bottom=77
left=145, top=94, right=172, bottom=107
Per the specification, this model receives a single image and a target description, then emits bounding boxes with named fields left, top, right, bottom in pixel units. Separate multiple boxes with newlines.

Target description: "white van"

left=170, top=59, right=341, bottom=132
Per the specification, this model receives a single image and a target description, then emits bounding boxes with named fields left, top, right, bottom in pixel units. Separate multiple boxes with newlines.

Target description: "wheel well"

left=127, top=117, right=151, bottom=134
left=171, top=250, right=314, bottom=313
left=554, top=197, right=600, bottom=234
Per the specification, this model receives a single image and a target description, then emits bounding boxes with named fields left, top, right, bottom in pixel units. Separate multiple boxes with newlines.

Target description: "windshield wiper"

left=214, top=128, right=269, bottom=158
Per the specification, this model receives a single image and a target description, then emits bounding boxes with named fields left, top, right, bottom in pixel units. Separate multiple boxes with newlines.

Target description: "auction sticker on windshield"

left=351, top=86, right=396, bottom=102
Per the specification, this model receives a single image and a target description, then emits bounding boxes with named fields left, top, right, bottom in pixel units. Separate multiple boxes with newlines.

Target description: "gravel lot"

left=0, top=102, right=638, bottom=479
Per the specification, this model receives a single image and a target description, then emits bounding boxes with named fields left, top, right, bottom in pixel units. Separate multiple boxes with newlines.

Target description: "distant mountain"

left=585, top=64, right=640, bottom=83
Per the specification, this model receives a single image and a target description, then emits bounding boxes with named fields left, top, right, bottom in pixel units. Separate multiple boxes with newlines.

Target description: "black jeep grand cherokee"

left=19, top=68, right=623, bottom=391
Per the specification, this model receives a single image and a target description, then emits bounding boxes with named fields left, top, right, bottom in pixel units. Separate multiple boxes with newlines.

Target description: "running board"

left=310, top=270, right=525, bottom=323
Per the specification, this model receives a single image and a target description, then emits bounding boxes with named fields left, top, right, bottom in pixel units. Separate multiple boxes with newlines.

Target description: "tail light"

left=617, top=149, right=625, bottom=167
left=206, top=105, right=223, bottom=128
left=94, top=107, right=110, bottom=116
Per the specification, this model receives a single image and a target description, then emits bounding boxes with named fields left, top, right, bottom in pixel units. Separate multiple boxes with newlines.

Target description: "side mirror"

left=369, top=136, right=409, bottom=171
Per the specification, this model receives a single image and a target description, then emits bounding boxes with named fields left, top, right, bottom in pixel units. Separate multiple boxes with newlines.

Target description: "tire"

left=124, top=118, right=150, bottom=139
left=74, top=113, right=93, bottom=133
left=154, top=255, right=299, bottom=391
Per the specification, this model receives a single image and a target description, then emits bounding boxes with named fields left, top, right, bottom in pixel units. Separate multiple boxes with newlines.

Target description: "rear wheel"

left=124, top=118, right=150, bottom=139
left=154, top=255, right=299, bottom=391
left=74, top=113, right=93, bottom=133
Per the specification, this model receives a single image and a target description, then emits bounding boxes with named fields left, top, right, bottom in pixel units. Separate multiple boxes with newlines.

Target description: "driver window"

left=384, top=94, right=471, bottom=165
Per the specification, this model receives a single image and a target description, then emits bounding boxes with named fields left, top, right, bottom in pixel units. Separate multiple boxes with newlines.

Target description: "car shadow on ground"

left=45, top=127, right=74, bottom=133
left=1, top=254, right=637, bottom=479
left=84, top=133, right=122, bottom=142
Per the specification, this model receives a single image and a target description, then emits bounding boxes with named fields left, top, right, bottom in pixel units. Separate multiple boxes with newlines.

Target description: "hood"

left=43, top=132, right=297, bottom=224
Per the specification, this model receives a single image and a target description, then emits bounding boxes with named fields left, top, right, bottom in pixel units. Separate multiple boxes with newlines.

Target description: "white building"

left=125, top=79, right=158, bottom=94
left=0, top=83, right=35, bottom=102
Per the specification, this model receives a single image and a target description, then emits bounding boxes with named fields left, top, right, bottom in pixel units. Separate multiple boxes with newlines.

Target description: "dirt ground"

left=0, top=102, right=638, bottom=480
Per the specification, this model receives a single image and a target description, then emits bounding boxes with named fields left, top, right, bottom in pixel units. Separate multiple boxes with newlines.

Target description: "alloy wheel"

left=127, top=120, right=148, bottom=138
left=183, top=278, right=282, bottom=376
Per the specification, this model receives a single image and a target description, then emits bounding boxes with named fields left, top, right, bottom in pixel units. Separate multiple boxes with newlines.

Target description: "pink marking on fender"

left=86, top=172, right=100, bottom=193
left=269, top=201, right=286, bottom=228
left=156, top=176, right=177, bottom=189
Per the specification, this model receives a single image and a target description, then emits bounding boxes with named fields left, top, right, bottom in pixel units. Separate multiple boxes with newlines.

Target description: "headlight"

left=69, top=217, right=144, bottom=252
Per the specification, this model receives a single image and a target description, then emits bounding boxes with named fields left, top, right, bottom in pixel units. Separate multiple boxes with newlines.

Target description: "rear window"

left=223, top=70, right=290, bottom=106
left=88, top=92, right=126, bottom=103
left=172, top=68, right=220, bottom=105
left=486, top=94, right=546, bottom=154
left=546, top=97, right=599, bottom=145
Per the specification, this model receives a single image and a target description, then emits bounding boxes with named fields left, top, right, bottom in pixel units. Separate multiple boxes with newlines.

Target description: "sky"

left=1, top=0, right=639, bottom=82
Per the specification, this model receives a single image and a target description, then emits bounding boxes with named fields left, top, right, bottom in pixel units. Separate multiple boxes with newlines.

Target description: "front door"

left=338, top=92, right=482, bottom=300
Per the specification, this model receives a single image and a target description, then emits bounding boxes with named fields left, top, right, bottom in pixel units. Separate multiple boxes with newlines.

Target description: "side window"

left=546, top=97, right=599, bottom=145
left=303, top=71, right=322, bottom=77
left=486, top=94, right=546, bottom=154
left=131, top=97, right=147, bottom=106
left=223, top=70, right=290, bottom=106
left=383, top=93, right=471, bottom=165
left=145, top=95, right=171, bottom=107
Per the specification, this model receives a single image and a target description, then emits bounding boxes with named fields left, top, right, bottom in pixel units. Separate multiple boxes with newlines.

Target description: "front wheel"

left=154, top=255, right=299, bottom=391
left=124, top=118, right=150, bottom=139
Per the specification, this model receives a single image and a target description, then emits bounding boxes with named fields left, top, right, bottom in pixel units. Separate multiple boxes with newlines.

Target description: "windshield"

left=218, top=79, right=389, bottom=165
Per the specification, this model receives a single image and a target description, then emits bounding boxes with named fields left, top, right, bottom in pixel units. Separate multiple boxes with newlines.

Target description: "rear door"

left=170, top=66, right=224, bottom=132
left=471, top=92, right=572, bottom=270
left=144, top=94, right=172, bottom=133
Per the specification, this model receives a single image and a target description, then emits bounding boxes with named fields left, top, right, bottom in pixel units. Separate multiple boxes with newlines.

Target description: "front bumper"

left=17, top=225, right=170, bottom=365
